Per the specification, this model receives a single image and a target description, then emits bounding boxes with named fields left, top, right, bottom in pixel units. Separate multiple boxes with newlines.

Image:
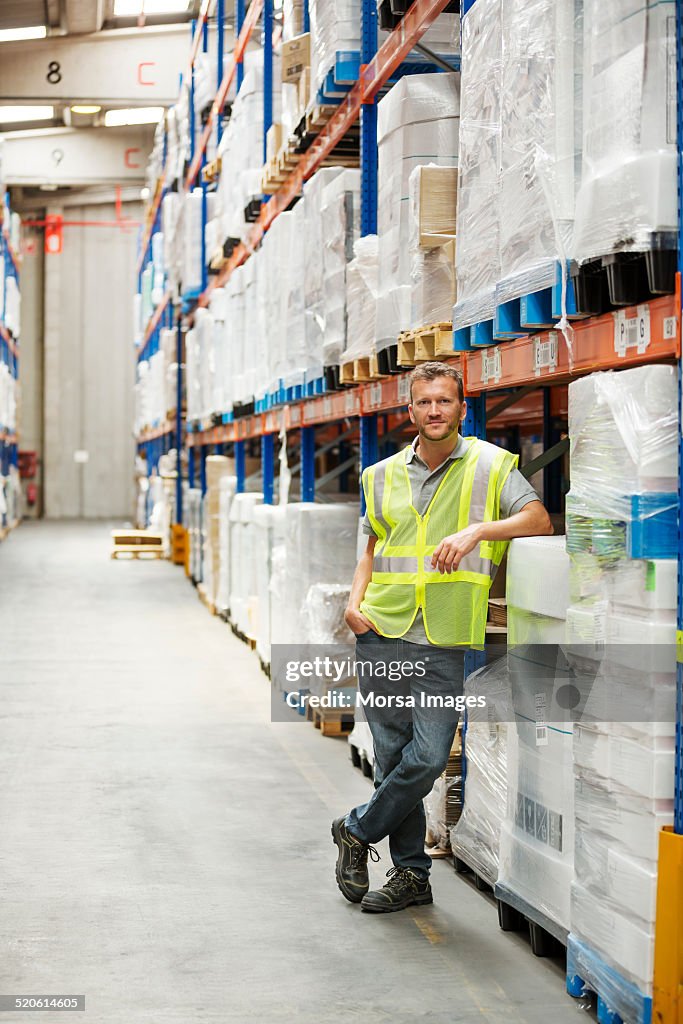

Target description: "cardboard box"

left=282, top=33, right=310, bottom=84
left=412, top=165, right=458, bottom=247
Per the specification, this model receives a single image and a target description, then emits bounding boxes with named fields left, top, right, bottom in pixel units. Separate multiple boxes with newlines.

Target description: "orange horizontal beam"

left=463, top=285, right=681, bottom=395
left=136, top=172, right=166, bottom=276
left=137, top=420, right=175, bottom=444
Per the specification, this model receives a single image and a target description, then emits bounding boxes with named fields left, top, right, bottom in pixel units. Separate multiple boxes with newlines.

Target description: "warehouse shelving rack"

left=0, top=195, right=20, bottom=539
left=133, top=3, right=683, bottom=1016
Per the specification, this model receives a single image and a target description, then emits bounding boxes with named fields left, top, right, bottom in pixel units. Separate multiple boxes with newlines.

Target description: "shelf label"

left=344, top=391, right=358, bottom=416
left=368, top=383, right=382, bottom=408
left=614, top=305, right=650, bottom=357
left=397, top=376, right=411, bottom=404
left=303, top=404, right=316, bottom=423
left=663, top=315, right=678, bottom=340
left=289, top=406, right=301, bottom=426
left=533, top=334, right=558, bottom=376
left=481, top=347, right=502, bottom=385
left=322, top=397, right=332, bottom=418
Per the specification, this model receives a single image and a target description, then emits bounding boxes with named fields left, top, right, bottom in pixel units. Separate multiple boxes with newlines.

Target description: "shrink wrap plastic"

left=302, top=583, right=354, bottom=645
left=453, top=0, right=502, bottom=329
left=574, top=0, right=677, bottom=265
left=253, top=504, right=286, bottom=664
left=216, top=476, right=237, bottom=616
left=229, top=493, right=264, bottom=638
left=375, top=74, right=459, bottom=349
left=501, top=534, right=574, bottom=932
left=450, top=660, right=511, bottom=883
left=283, top=196, right=307, bottom=387
left=0, top=364, right=16, bottom=433
left=321, top=170, right=361, bottom=367
left=182, top=189, right=204, bottom=295
left=283, top=502, right=359, bottom=644
left=187, top=488, right=203, bottom=581
left=497, top=0, right=581, bottom=303
left=565, top=366, right=677, bottom=1005
left=305, top=168, right=358, bottom=374
left=344, top=235, right=379, bottom=361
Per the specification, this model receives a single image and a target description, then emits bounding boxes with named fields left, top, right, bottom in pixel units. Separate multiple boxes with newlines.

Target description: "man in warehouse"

left=333, top=362, right=553, bottom=912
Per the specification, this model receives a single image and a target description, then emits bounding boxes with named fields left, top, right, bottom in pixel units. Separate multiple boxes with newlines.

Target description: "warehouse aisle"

left=0, top=522, right=580, bottom=1024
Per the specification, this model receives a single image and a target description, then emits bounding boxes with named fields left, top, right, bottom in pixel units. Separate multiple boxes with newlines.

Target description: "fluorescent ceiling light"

left=0, top=105, right=54, bottom=123
left=114, top=0, right=190, bottom=14
left=0, top=25, right=47, bottom=43
left=71, top=105, right=102, bottom=115
left=104, top=107, right=164, bottom=127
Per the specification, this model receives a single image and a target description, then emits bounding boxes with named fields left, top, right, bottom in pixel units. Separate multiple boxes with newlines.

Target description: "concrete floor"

left=0, top=521, right=587, bottom=1024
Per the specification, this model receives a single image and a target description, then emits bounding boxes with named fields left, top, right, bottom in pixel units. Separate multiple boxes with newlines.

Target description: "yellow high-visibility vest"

left=360, top=438, right=518, bottom=646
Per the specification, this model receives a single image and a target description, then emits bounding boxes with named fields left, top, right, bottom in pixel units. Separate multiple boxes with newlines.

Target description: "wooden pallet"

left=353, top=358, right=372, bottom=383
left=368, top=354, right=390, bottom=380
left=414, top=322, right=455, bottom=360
left=311, top=706, right=354, bottom=738
left=339, top=361, right=356, bottom=385
left=202, top=156, right=222, bottom=184
left=398, top=331, right=416, bottom=367
left=111, top=529, right=165, bottom=560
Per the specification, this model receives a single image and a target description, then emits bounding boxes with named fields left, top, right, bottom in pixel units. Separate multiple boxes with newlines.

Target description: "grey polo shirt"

left=361, top=435, right=539, bottom=646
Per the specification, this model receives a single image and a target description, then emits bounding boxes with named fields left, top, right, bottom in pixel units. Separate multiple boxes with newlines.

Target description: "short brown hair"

left=409, top=362, right=464, bottom=402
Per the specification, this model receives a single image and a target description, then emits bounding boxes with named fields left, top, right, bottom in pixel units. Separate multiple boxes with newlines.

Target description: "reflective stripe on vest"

left=360, top=438, right=518, bottom=646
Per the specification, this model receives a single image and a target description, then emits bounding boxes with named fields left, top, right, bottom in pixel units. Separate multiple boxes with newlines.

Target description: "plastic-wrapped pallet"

left=215, top=475, right=237, bottom=616
left=564, top=363, right=677, bottom=1012
left=283, top=502, right=359, bottom=644
left=320, top=169, right=361, bottom=369
left=253, top=504, right=287, bottom=666
left=566, top=366, right=678, bottom=564
left=425, top=735, right=463, bottom=852
left=453, top=0, right=503, bottom=334
left=375, top=74, right=460, bottom=352
left=302, top=583, right=354, bottom=645
left=343, top=235, right=379, bottom=363
left=308, top=0, right=359, bottom=96
left=229, top=493, right=264, bottom=638
left=226, top=265, right=246, bottom=408
left=269, top=543, right=289, bottom=651
left=497, top=0, right=581, bottom=305
left=573, top=0, right=677, bottom=272
left=283, top=196, right=307, bottom=388
left=451, top=660, right=511, bottom=883
left=181, top=189, right=204, bottom=296
left=500, top=535, right=573, bottom=933
left=186, top=488, right=203, bottom=582
left=303, top=168, right=348, bottom=381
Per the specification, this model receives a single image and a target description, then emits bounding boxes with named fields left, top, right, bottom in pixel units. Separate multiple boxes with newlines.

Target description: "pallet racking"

left=0, top=193, right=21, bottom=539
left=133, top=3, right=683, bottom=1018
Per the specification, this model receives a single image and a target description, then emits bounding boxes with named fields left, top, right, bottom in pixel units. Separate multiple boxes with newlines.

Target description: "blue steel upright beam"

left=262, top=433, right=275, bottom=504
left=199, top=445, right=208, bottom=495
left=360, top=0, right=378, bottom=236
left=262, top=0, right=273, bottom=165
left=302, top=0, right=309, bottom=33
left=300, top=426, right=315, bottom=502
left=175, top=319, right=184, bottom=525
left=235, top=440, right=246, bottom=492
left=200, top=15, right=209, bottom=294
left=236, top=0, right=245, bottom=90
left=188, top=445, right=195, bottom=489
left=359, top=414, right=378, bottom=515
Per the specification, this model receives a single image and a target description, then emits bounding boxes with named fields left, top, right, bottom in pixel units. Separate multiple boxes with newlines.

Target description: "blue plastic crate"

left=520, top=287, right=554, bottom=330
left=627, top=493, right=678, bottom=559
left=494, top=298, right=527, bottom=340
left=566, top=935, right=651, bottom=1024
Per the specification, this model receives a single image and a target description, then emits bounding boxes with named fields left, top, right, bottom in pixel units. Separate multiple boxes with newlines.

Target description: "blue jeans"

left=346, top=634, right=465, bottom=879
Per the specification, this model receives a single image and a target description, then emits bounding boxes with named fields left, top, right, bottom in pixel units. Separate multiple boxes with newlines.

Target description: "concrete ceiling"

left=0, top=0, right=203, bottom=36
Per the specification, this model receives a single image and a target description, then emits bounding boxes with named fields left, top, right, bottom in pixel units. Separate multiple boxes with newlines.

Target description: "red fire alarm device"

left=45, top=214, right=63, bottom=255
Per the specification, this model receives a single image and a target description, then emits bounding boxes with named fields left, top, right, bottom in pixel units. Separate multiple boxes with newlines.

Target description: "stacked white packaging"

left=573, top=0, right=677, bottom=266
left=320, top=170, right=361, bottom=370
left=253, top=505, right=287, bottom=666
left=499, top=535, right=574, bottom=933
left=304, top=168, right=351, bottom=380
left=497, top=0, right=581, bottom=305
left=229, top=493, right=264, bottom=638
left=450, top=658, right=512, bottom=884
left=375, top=74, right=460, bottom=352
left=343, top=235, right=378, bottom=363
left=283, top=502, right=359, bottom=644
left=565, top=365, right=678, bottom=1002
left=453, top=0, right=502, bottom=332
left=216, top=475, right=238, bottom=617
left=186, top=488, right=203, bottom=582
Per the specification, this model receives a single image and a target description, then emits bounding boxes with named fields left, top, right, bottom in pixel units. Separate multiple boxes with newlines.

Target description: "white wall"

left=43, top=199, right=139, bottom=519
